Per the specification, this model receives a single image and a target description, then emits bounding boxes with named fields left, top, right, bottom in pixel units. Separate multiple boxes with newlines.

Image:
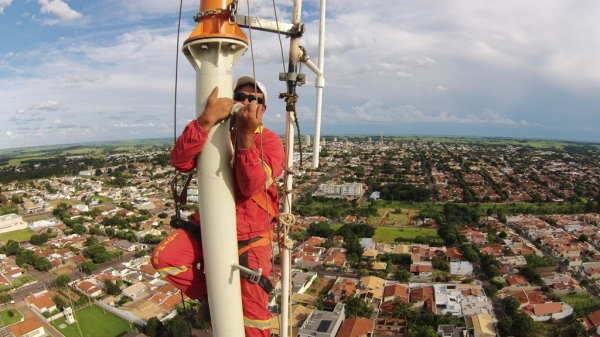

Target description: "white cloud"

left=38, top=0, right=82, bottom=24
left=111, top=123, right=155, bottom=128
left=6, top=131, right=12, bottom=136
left=0, top=0, right=11, bottom=14
left=28, top=101, right=60, bottom=111
left=53, top=119, right=61, bottom=124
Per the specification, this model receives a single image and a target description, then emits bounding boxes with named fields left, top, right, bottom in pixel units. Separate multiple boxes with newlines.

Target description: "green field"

left=50, top=305, right=136, bottom=337
left=0, top=308, right=23, bottom=327
left=372, top=227, right=439, bottom=244
left=0, top=138, right=173, bottom=167
left=0, top=228, right=33, bottom=244
left=386, top=135, right=600, bottom=150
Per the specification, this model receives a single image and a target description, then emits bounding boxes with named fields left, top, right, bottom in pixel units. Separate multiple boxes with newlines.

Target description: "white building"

left=450, top=261, right=474, bottom=276
left=0, top=213, right=27, bottom=234
left=317, top=183, right=363, bottom=198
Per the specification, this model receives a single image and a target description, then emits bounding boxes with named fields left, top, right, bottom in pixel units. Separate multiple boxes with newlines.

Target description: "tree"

left=5, top=240, right=19, bottom=255
left=391, top=300, right=413, bottom=319
left=0, top=292, right=13, bottom=304
left=510, top=312, right=538, bottom=337
left=104, top=279, right=121, bottom=295
left=53, top=275, right=70, bottom=287
left=579, top=234, right=589, bottom=243
left=307, top=221, right=333, bottom=238
left=483, top=285, right=498, bottom=298
left=84, top=245, right=111, bottom=263
left=569, top=321, right=588, bottom=337
left=145, top=317, right=165, bottom=337
left=504, top=296, right=521, bottom=318
left=497, top=316, right=512, bottom=337
left=33, top=257, right=51, bottom=271
left=344, top=295, right=373, bottom=318
left=81, top=259, right=98, bottom=274
left=165, top=314, right=192, bottom=337
left=394, top=269, right=412, bottom=283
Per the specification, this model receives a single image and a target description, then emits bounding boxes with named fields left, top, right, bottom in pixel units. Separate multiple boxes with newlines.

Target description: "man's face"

left=233, top=84, right=265, bottom=106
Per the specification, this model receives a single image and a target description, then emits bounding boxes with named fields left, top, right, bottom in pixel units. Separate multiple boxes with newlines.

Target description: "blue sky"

left=1, top=0, right=600, bottom=150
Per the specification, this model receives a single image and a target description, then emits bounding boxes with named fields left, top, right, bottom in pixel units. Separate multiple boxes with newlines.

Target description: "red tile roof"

left=336, top=317, right=374, bottom=337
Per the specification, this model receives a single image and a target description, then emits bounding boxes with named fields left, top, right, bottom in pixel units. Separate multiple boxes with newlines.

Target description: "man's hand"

left=197, top=87, right=234, bottom=132
left=236, top=101, right=264, bottom=149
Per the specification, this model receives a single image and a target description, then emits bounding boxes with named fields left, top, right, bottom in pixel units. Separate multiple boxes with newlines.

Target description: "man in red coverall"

left=169, top=76, right=284, bottom=337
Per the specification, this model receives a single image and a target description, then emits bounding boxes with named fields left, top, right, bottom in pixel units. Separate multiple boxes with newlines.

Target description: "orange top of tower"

left=184, top=0, right=248, bottom=45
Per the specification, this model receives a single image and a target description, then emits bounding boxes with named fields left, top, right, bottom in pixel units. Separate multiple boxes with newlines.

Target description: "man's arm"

left=170, top=87, right=234, bottom=172
left=235, top=130, right=284, bottom=198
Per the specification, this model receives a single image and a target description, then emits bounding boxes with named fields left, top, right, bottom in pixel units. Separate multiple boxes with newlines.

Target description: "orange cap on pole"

left=185, top=0, right=248, bottom=45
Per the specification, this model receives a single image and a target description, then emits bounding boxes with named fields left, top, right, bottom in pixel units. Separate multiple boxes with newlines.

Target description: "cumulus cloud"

left=38, top=0, right=82, bottom=24
left=6, top=131, right=13, bottom=136
left=0, top=0, right=11, bottom=14
left=326, top=103, right=538, bottom=127
left=111, top=123, right=155, bottom=127
left=59, top=74, right=110, bottom=88
left=28, top=101, right=60, bottom=111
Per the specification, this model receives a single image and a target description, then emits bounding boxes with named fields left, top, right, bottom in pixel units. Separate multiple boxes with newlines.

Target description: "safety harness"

left=170, top=173, right=275, bottom=295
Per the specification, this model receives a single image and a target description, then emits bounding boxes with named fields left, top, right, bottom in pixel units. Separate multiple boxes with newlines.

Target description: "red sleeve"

left=170, top=119, right=209, bottom=173
left=235, top=129, right=284, bottom=198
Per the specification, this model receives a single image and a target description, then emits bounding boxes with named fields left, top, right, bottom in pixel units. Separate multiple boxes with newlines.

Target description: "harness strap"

left=237, top=231, right=274, bottom=294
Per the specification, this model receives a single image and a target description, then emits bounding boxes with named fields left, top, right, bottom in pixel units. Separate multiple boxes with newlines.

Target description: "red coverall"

left=171, top=119, right=284, bottom=336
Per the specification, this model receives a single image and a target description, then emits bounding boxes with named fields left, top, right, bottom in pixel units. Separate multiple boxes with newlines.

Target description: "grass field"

left=372, top=227, right=439, bottom=244
left=0, top=308, right=23, bottom=327
left=50, top=305, right=136, bottom=337
left=0, top=228, right=33, bottom=244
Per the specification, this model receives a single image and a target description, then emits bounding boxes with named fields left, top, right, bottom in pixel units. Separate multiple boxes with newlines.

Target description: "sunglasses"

left=233, top=92, right=264, bottom=105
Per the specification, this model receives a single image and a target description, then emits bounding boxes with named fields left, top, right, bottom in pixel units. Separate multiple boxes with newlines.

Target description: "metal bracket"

left=234, top=15, right=305, bottom=36
left=231, top=263, right=262, bottom=284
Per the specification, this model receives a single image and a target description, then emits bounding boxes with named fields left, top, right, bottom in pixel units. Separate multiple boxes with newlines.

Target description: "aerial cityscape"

left=1, top=135, right=600, bottom=337
left=2, top=0, right=600, bottom=337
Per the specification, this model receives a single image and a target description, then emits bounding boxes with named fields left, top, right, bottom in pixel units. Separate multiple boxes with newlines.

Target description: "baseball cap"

left=232, top=75, right=267, bottom=105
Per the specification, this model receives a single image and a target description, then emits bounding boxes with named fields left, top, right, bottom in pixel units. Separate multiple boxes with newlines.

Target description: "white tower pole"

left=311, top=0, right=326, bottom=168
left=181, top=1, right=249, bottom=335
left=281, top=0, right=303, bottom=334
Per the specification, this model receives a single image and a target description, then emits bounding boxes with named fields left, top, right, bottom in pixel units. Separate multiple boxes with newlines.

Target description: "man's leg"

left=240, top=244, right=272, bottom=337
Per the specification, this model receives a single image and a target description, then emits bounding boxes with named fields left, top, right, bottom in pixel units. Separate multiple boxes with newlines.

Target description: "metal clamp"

left=231, top=263, right=262, bottom=284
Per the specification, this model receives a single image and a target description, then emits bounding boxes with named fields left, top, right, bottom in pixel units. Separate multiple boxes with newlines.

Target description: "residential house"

left=336, top=317, right=374, bottom=337
left=450, top=261, right=473, bottom=276
left=380, top=284, right=410, bottom=315
left=505, top=275, right=529, bottom=288
left=372, top=318, right=407, bottom=337
left=542, top=273, right=585, bottom=295
left=291, top=270, right=317, bottom=294
left=579, top=309, right=600, bottom=335
left=122, top=282, right=149, bottom=300
left=410, top=262, right=433, bottom=281
left=465, top=313, right=496, bottom=337
left=25, top=290, right=57, bottom=313
left=357, top=276, right=385, bottom=309
left=330, top=278, right=358, bottom=302
left=78, top=280, right=102, bottom=297
left=437, top=325, right=468, bottom=337
left=297, top=302, right=345, bottom=337
left=522, top=302, right=573, bottom=322
left=446, top=247, right=464, bottom=261
left=409, top=285, right=435, bottom=313
left=499, top=255, right=527, bottom=268
left=7, top=317, right=47, bottom=337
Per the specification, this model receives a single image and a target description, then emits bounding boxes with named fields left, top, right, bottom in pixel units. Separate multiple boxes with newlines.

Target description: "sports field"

left=50, top=305, right=136, bottom=337
left=372, top=227, right=439, bottom=244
